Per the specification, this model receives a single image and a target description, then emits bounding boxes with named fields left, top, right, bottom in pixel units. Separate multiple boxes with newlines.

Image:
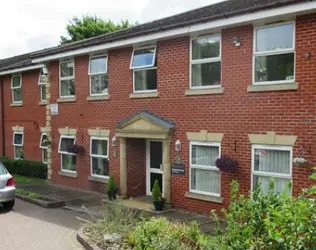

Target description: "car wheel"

left=2, top=200, right=15, bottom=210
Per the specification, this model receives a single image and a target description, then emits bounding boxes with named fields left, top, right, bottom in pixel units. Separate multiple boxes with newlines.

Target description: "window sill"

left=57, top=97, right=77, bottom=103
left=185, top=87, right=224, bottom=96
left=58, top=171, right=78, bottom=179
left=88, top=175, right=109, bottom=183
left=10, top=103, right=23, bottom=107
left=86, top=95, right=109, bottom=102
left=129, top=92, right=159, bottom=99
left=185, top=191, right=224, bottom=204
left=248, top=83, right=298, bottom=92
left=39, top=101, right=47, bottom=106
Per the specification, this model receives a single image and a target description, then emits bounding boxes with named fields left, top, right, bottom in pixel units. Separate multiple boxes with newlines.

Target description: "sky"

left=0, top=0, right=224, bottom=59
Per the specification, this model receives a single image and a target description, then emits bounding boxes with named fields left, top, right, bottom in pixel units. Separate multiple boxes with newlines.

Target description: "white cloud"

left=0, top=0, right=224, bottom=58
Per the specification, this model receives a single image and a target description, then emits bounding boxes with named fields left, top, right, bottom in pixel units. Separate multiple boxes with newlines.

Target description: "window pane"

left=62, top=154, right=76, bottom=171
left=60, top=79, right=75, bottom=96
left=41, top=85, right=46, bottom=101
left=132, top=48, right=155, bottom=68
left=14, top=134, right=23, bottom=145
left=13, top=88, right=22, bottom=102
left=192, top=36, right=220, bottom=60
left=91, top=139, right=108, bottom=156
left=254, top=149, right=290, bottom=174
left=90, top=74, right=108, bottom=95
left=134, top=69, right=157, bottom=91
left=40, top=134, right=48, bottom=147
left=191, top=62, right=221, bottom=87
left=191, top=169, right=220, bottom=194
left=191, top=145, right=219, bottom=166
left=92, top=157, right=109, bottom=176
left=253, top=175, right=291, bottom=195
left=42, top=149, right=48, bottom=163
left=12, top=75, right=21, bottom=87
left=0, top=163, right=8, bottom=175
left=59, top=137, right=75, bottom=152
left=90, top=57, right=107, bottom=74
left=255, top=53, right=294, bottom=82
left=256, top=24, right=294, bottom=52
left=14, top=146, right=23, bottom=159
left=60, top=61, right=74, bottom=77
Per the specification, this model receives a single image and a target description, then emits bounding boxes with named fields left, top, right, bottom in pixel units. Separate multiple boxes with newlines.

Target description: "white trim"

left=13, top=132, right=24, bottom=146
left=11, top=73, right=22, bottom=104
left=146, top=140, right=164, bottom=196
left=58, top=135, right=76, bottom=155
left=40, top=84, right=46, bottom=102
left=251, top=144, right=293, bottom=195
left=90, top=136, right=110, bottom=179
left=59, top=60, right=75, bottom=98
left=32, top=2, right=316, bottom=63
left=189, top=141, right=221, bottom=197
left=130, top=45, right=157, bottom=70
left=39, top=133, right=48, bottom=149
left=189, top=34, right=222, bottom=89
left=252, top=21, right=296, bottom=85
left=88, top=55, right=108, bottom=97
left=0, top=64, right=45, bottom=76
left=133, top=67, right=157, bottom=93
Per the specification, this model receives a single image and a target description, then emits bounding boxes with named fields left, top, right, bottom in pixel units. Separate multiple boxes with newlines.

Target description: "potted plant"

left=152, top=180, right=165, bottom=211
left=215, top=155, right=238, bottom=173
left=107, top=176, right=118, bottom=201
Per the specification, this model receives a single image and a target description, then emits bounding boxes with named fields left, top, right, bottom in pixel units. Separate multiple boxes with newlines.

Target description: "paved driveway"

left=0, top=199, right=86, bottom=250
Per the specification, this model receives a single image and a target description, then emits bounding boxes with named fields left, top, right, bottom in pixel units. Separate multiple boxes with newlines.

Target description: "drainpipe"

left=0, top=80, right=5, bottom=156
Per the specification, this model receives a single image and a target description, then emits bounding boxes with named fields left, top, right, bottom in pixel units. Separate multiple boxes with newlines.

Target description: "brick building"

left=0, top=0, right=315, bottom=213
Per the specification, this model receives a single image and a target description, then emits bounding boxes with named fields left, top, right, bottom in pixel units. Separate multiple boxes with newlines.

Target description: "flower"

left=215, top=155, right=238, bottom=173
left=293, top=158, right=307, bottom=166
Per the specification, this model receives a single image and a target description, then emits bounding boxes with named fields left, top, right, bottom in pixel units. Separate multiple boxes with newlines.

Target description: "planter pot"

left=107, top=189, right=118, bottom=201
left=153, top=200, right=165, bottom=211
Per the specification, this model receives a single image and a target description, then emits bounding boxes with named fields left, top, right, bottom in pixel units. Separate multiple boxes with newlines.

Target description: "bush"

left=0, top=156, right=47, bottom=179
left=152, top=179, right=162, bottom=201
left=106, top=175, right=117, bottom=192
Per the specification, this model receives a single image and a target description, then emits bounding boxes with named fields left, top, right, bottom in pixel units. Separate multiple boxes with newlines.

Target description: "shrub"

left=0, top=156, right=47, bottom=179
left=106, top=175, right=117, bottom=193
left=152, top=179, right=162, bottom=201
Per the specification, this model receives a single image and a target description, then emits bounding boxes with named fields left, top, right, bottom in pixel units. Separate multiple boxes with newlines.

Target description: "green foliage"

left=60, top=15, right=136, bottom=44
left=151, top=179, right=162, bottom=201
left=308, top=167, right=316, bottom=195
left=16, top=188, right=41, bottom=200
left=13, top=174, right=47, bottom=184
left=106, top=175, right=117, bottom=193
left=211, top=180, right=316, bottom=250
left=0, top=157, right=47, bottom=179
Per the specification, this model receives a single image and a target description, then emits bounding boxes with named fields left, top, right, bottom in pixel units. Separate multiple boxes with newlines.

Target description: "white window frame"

left=59, top=60, right=75, bottom=98
left=11, top=73, right=22, bottom=104
left=38, top=69, right=47, bottom=102
left=90, top=136, right=109, bottom=179
left=189, top=141, right=221, bottom=197
left=88, top=54, right=108, bottom=96
left=189, top=34, right=222, bottom=90
left=253, top=21, right=296, bottom=85
left=13, top=132, right=24, bottom=160
left=40, top=133, right=48, bottom=164
left=251, top=144, right=293, bottom=195
left=58, top=135, right=76, bottom=173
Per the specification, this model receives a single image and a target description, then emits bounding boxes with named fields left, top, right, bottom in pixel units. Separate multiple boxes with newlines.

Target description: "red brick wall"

left=0, top=70, right=46, bottom=162
left=48, top=14, right=315, bottom=213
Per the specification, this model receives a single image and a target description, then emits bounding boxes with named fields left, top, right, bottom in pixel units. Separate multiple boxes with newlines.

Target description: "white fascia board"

left=0, top=64, right=45, bottom=76
left=32, top=1, right=316, bottom=63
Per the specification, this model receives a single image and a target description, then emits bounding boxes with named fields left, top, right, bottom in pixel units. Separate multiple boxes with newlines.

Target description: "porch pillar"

left=163, top=139, right=171, bottom=203
left=120, top=138, right=127, bottom=198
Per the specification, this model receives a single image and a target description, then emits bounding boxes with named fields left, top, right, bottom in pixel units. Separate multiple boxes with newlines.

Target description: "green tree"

left=60, top=15, right=135, bottom=44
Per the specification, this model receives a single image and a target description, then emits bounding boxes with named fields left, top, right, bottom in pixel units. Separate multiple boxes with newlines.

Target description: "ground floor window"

left=252, top=145, right=292, bottom=195
left=40, top=133, right=48, bottom=164
left=90, top=137, right=109, bottom=178
left=58, top=135, right=76, bottom=172
left=13, top=132, right=24, bottom=159
left=190, top=142, right=221, bottom=196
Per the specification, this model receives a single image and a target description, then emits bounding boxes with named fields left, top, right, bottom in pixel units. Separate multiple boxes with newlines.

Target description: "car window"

left=0, top=163, right=8, bottom=175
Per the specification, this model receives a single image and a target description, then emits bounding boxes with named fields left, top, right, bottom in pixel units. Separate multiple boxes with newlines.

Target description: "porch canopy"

left=115, top=110, right=175, bottom=202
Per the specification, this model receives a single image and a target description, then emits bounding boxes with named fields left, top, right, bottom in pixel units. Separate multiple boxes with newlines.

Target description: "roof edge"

left=0, top=64, right=44, bottom=76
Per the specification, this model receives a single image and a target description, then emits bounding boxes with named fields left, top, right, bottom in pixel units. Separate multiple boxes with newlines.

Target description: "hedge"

left=0, top=156, right=47, bottom=179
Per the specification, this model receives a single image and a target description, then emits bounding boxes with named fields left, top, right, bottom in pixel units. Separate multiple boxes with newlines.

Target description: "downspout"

left=0, top=80, right=5, bottom=156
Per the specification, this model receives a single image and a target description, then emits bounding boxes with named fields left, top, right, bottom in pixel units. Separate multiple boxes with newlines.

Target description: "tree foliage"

left=60, top=15, right=135, bottom=44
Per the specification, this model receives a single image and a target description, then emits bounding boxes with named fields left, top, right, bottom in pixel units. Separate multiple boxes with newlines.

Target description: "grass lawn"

left=16, top=188, right=41, bottom=199
left=13, top=175, right=47, bottom=184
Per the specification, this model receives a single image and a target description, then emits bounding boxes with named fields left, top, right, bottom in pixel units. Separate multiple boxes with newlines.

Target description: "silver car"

left=0, top=162, right=15, bottom=210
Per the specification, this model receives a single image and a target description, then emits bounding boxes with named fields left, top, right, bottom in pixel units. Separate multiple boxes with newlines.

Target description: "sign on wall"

left=171, top=163, right=185, bottom=175
left=50, top=103, right=59, bottom=116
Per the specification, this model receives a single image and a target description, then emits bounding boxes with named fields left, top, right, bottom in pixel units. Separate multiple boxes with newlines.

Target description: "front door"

left=146, top=140, right=164, bottom=196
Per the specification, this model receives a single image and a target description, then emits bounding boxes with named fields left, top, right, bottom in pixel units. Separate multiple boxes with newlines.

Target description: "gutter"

left=0, top=64, right=45, bottom=76
left=0, top=80, right=5, bottom=156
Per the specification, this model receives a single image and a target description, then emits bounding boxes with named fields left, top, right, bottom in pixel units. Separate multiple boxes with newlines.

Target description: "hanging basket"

left=215, top=155, right=238, bottom=173
left=67, top=144, right=85, bottom=154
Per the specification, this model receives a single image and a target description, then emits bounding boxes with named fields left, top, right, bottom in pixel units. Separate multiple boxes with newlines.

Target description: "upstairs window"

left=38, top=69, right=47, bottom=102
left=40, top=133, right=48, bottom=164
left=89, top=55, right=108, bottom=96
left=59, top=60, right=75, bottom=98
left=190, top=35, right=221, bottom=88
left=13, top=132, right=24, bottom=159
left=58, top=136, right=76, bottom=172
left=254, top=22, right=295, bottom=84
left=11, top=74, right=22, bottom=103
left=131, top=46, right=157, bottom=93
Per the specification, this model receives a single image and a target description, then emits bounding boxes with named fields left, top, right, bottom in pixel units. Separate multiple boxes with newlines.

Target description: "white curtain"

left=192, top=145, right=218, bottom=166
left=254, top=149, right=290, bottom=174
left=254, top=176, right=291, bottom=195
